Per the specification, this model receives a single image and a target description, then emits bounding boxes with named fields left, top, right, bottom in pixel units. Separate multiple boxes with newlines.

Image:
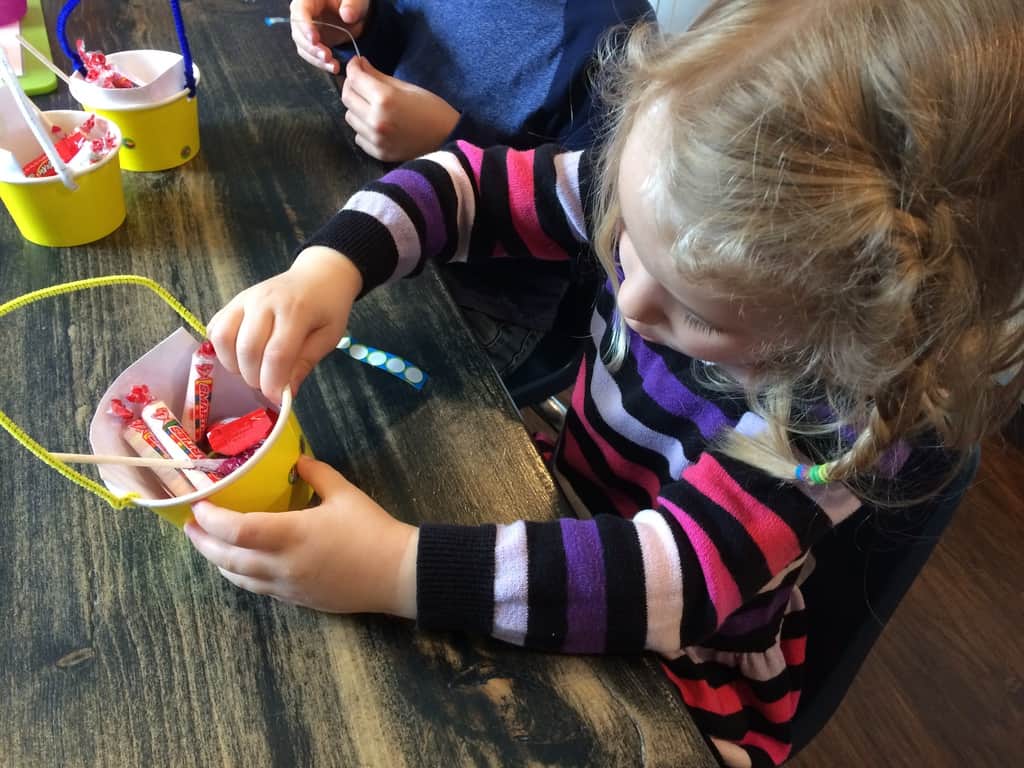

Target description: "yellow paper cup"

left=73, top=59, right=201, bottom=173
left=0, top=110, right=125, bottom=247
left=88, top=327, right=315, bottom=528
left=142, top=389, right=313, bottom=528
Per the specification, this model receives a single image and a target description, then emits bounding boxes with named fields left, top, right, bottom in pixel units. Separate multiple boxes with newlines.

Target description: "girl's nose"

left=617, top=268, right=668, bottom=326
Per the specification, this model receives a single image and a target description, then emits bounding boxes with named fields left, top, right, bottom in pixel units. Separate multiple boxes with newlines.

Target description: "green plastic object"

left=16, top=0, right=58, bottom=96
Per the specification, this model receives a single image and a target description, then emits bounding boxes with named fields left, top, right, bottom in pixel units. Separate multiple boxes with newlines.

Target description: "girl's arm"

left=417, top=449, right=862, bottom=655
left=300, top=142, right=592, bottom=298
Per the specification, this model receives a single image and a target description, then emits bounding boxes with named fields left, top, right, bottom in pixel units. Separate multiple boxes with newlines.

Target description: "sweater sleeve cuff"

left=416, top=523, right=496, bottom=635
left=300, top=209, right=400, bottom=298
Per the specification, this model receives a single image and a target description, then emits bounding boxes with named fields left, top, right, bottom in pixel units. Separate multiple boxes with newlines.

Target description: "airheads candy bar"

left=183, top=340, right=217, bottom=443
left=141, top=400, right=221, bottom=490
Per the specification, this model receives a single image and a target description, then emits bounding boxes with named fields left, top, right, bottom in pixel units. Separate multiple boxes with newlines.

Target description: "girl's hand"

left=184, top=455, right=419, bottom=618
left=341, top=57, right=461, bottom=162
left=290, top=0, right=371, bottom=75
left=207, top=247, right=362, bottom=402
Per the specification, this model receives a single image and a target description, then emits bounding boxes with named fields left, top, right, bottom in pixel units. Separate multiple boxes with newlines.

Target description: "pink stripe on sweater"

left=456, top=140, right=483, bottom=188
left=658, top=494, right=742, bottom=624
left=571, top=366, right=661, bottom=504
left=562, top=429, right=636, bottom=518
left=683, top=454, right=802, bottom=575
left=505, top=149, right=566, bottom=261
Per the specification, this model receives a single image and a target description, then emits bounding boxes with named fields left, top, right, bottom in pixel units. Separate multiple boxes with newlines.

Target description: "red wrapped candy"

left=207, top=408, right=276, bottom=456
left=21, top=115, right=97, bottom=178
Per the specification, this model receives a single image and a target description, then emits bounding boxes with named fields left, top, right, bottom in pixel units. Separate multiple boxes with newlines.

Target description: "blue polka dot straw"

left=336, top=335, right=428, bottom=391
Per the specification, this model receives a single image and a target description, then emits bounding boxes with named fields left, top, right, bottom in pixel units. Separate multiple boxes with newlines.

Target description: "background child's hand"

left=342, top=57, right=461, bottom=162
left=207, top=247, right=362, bottom=402
left=184, top=455, right=419, bottom=618
left=290, top=0, right=371, bottom=75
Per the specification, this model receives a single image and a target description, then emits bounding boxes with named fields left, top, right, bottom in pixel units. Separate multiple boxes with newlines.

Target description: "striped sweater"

left=306, top=143, right=868, bottom=767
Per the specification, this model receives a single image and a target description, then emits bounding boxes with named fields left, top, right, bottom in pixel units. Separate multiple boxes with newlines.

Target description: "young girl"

left=187, top=1, right=1024, bottom=764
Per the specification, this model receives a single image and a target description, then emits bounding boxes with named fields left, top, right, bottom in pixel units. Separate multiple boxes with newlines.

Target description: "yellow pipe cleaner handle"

left=0, top=275, right=208, bottom=510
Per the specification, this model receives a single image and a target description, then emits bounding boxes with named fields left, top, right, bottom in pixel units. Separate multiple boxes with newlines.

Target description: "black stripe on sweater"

left=416, top=524, right=497, bottom=636
left=666, top=654, right=805, bottom=704
left=470, top=146, right=531, bottom=261
left=524, top=521, right=568, bottom=651
left=596, top=514, right=647, bottom=653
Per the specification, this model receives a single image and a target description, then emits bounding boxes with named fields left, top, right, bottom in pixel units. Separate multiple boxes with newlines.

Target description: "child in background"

left=189, top=1, right=1024, bottom=765
left=289, top=0, right=655, bottom=376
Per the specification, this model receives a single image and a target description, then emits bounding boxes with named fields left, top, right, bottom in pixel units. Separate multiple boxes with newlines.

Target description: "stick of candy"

left=108, top=398, right=197, bottom=498
left=141, top=400, right=222, bottom=490
left=182, top=341, right=216, bottom=443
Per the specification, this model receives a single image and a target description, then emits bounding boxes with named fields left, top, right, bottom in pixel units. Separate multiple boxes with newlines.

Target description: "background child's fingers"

left=353, top=132, right=384, bottom=161
left=339, top=0, right=370, bottom=26
left=234, top=309, right=275, bottom=391
left=344, top=108, right=379, bottom=147
left=345, top=57, right=388, bottom=104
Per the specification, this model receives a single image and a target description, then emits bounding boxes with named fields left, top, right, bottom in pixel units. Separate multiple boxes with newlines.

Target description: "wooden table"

left=0, top=1, right=718, bottom=765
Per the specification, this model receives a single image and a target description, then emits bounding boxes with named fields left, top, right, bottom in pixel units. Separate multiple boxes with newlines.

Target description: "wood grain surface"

left=0, top=2, right=717, bottom=765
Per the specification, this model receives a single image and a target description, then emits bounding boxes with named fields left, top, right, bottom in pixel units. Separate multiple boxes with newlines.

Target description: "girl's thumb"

left=295, top=454, right=349, bottom=498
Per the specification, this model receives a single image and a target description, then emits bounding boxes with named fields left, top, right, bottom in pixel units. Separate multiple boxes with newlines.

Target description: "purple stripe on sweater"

left=715, top=587, right=792, bottom=637
left=380, top=168, right=446, bottom=260
left=630, top=337, right=731, bottom=440
left=559, top=518, right=607, bottom=653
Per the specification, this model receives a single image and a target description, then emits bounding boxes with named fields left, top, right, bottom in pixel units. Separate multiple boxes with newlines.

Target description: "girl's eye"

left=682, top=311, right=718, bottom=335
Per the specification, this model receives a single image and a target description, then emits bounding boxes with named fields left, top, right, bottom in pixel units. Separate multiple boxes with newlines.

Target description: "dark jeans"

left=460, top=306, right=545, bottom=377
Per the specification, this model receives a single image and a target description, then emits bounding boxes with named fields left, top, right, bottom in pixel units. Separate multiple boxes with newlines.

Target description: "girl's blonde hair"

left=591, top=0, right=1024, bottom=491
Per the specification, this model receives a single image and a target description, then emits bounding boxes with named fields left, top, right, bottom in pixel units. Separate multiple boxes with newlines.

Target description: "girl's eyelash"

left=683, top=311, right=717, bottom=335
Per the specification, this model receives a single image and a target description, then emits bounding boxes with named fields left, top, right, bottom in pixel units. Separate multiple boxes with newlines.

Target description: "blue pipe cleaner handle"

left=57, top=0, right=197, bottom=96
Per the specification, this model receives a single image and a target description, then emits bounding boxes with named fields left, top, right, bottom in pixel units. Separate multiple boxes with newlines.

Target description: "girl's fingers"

left=184, top=521, right=279, bottom=580
left=261, top=314, right=315, bottom=402
left=290, top=322, right=345, bottom=395
left=190, top=501, right=292, bottom=551
left=207, top=305, right=244, bottom=376
left=217, top=567, right=278, bottom=597
left=234, top=308, right=275, bottom=391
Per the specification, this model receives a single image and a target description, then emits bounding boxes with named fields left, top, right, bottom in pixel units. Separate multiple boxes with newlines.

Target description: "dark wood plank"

left=0, top=2, right=717, bottom=766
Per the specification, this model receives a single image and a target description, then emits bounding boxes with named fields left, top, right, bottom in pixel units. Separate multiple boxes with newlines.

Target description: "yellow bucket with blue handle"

left=0, top=276, right=314, bottom=528
left=59, top=0, right=200, bottom=172
left=0, top=108, right=125, bottom=246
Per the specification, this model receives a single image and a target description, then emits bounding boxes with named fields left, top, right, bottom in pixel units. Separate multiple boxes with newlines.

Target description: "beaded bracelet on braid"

left=794, top=462, right=835, bottom=485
